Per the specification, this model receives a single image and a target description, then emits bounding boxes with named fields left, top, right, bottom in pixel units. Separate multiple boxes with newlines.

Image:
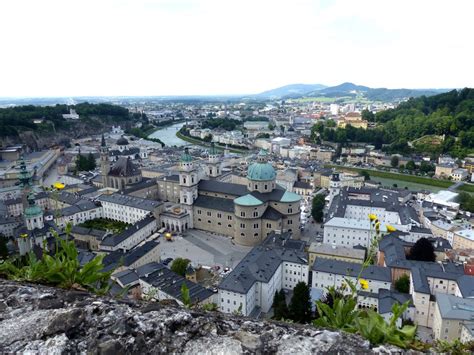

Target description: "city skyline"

left=0, top=0, right=473, bottom=97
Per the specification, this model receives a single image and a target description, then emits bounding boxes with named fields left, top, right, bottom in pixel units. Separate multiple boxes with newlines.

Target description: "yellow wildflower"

left=368, top=214, right=377, bottom=221
left=359, top=279, right=369, bottom=290
left=386, top=224, right=397, bottom=233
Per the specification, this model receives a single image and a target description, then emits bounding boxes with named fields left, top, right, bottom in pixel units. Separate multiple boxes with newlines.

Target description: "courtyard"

left=159, top=229, right=252, bottom=270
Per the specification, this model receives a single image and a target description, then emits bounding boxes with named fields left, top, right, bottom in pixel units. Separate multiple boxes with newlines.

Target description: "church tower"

left=328, top=172, right=341, bottom=204
left=179, top=148, right=198, bottom=206
left=100, top=134, right=110, bottom=188
left=178, top=148, right=198, bottom=229
left=206, top=142, right=221, bottom=178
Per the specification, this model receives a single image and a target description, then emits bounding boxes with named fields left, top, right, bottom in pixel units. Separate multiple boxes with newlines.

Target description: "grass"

left=176, top=130, right=249, bottom=154
left=78, top=218, right=130, bottom=233
left=457, top=183, right=474, bottom=193
left=326, top=165, right=454, bottom=189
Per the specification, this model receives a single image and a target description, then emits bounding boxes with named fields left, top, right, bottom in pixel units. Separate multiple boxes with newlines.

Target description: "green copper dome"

left=234, top=194, right=263, bottom=206
left=24, top=205, right=42, bottom=218
left=181, top=148, right=193, bottom=162
left=280, top=190, right=301, bottom=203
left=209, top=142, right=219, bottom=156
left=247, top=149, right=276, bottom=181
left=247, top=162, right=276, bottom=181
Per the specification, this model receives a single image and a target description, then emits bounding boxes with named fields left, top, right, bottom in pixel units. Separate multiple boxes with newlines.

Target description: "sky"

left=0, top=0, right=473, bottom=97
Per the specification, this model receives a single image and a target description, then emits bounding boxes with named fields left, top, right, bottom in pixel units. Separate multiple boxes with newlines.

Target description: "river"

left=148, top=122, right=188, bottom=147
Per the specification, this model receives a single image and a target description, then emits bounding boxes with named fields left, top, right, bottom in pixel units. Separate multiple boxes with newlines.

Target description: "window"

left=228, top=215, right=232, bottom=220
left=207, top=211, right=211, bottom=216
left=288, top=220, right=293, bottom=225
left=255, top=184, right=258, bottom=190
left=264, top=184, right=268, bottom=190
left=241, top=211, right=246, bottom=217
left=228, top=224, right=232, bottom=228
left=288, top=208, right=293, bottom=213
left=266, top=223, right=271, bottom=228
left=240, top=223, right=245, bottom=229
left=198, top=218, right=201, bottom=222
left=253, top=223, right=258, bottom=228
left=197, top=210, right=202, bottom=215
left=253, top=211, right=258, bottom=217
left=217, top=213, right=222, bottom=218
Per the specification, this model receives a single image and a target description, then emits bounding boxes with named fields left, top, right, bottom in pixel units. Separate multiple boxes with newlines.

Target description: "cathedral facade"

left=157, top=146, right=301, bottom=247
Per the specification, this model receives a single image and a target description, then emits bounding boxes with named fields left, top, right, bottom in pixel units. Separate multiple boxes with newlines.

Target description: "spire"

left=17, top=156, right=32, bottom=189
left=209, top=142, right=219, bottom=156
left=101, top=134, right=106, bottom=147
left=181, top=147, right=193, bottom=162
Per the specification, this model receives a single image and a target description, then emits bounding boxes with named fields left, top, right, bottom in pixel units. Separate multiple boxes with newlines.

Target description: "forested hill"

left=377, top=88, right=474, bottom=157
left=312, top=88, right=474, bottom=158
left=0, top=103, right=131, bottom=138
left=0, top=103, right=138, bottom=149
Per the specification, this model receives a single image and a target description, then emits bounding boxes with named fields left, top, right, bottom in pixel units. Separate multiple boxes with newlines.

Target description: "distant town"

left=1, top=85, right=474, bottom=347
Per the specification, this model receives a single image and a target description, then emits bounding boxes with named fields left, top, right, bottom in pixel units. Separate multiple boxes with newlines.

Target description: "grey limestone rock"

left=0, top=279, right=403, bottom=354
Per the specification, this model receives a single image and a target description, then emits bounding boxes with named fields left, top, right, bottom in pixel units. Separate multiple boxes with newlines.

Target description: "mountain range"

left=256, top=82, right=451, bottom=101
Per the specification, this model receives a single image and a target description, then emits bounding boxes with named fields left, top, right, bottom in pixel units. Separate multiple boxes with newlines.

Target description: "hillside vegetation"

left=313, top=88, right=474, bottom=158
left=0, top=103, right=131, bottom=138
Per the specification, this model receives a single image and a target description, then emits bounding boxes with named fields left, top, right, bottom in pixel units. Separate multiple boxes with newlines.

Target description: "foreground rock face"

left=0, top=280, right=397, bottom=354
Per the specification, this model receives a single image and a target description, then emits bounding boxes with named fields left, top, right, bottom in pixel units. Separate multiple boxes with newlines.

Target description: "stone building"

left=100, top=135, right=143, bottom=190
left=156, top=148, right=301, bottom=247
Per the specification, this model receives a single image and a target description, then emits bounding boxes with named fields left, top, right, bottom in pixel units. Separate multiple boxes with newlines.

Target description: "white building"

left=323, top=217, right=388, bottom=249
left=311, top=259, right=392, bottom=295
left=218, top=233, right=308, bottom=317
left=432, top=293, right=474, bottom=341
left=97, top=193, right=162, bottom=224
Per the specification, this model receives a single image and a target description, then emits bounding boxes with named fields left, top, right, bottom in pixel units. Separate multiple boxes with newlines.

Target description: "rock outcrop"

left=0, top=280, right=400, bottom=354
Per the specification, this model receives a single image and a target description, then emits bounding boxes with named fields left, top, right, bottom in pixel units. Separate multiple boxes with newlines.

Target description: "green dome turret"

left=247, top=150, right=276, bottom=181
left=181, top=147, right=193, bottom=162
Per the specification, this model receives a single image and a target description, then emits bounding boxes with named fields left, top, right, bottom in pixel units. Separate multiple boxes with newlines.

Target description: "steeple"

left=207, top=143, right=221, bottom=178
left=101, top=133, right=106, bottom=147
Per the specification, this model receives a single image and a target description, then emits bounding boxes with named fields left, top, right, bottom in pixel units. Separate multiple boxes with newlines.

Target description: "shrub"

left=0, top=225, right=112, bottom=294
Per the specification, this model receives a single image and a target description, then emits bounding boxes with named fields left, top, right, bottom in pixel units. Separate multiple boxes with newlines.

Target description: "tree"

left=268, top=123, right=275, bottom=131
left=407, top=238, right=436, bottom=262
left=390, top=155, right=399, bottom=168
left=171, top=258, right=190, bottom=276
left=457, top=192, right=474, bottom=212
left=394, top=274, right=410, bottom=294
left=203, top=134, right=213, bottom=142
left=181, top=282, right=192, bottom=307
left=361, top=109, right=375, bottom=123
left=289, top=282, right=312, bottom=323
left=360, top=170, right=370, bottom=181
left=272, top=290, right=289, bottom=320
left=0, top=235, right=8, bottom=259
left=311, top=194, right=325, bottom=223
left=87, top=153, right=96, bottom=170
left=405, top=160, right=416, bottom=171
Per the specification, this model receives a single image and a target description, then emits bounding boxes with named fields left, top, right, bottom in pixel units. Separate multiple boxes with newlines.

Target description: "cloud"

left=0, top=0, right=472, bottom=96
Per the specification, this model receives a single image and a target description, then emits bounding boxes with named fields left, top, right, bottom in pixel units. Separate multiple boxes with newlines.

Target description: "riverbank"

left=176, top=130, right=249, bottom=154
left=326, top=165, right=454, bottom=189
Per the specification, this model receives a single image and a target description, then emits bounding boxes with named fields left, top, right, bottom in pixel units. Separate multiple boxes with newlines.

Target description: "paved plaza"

left=159, top=229, right=252, bottom=269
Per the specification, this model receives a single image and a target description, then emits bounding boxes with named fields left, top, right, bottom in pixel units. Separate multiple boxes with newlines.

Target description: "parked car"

left=162, top=257, right=173, bottom=266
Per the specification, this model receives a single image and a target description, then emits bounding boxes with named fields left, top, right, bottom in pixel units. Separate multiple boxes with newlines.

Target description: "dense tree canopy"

left=394, top=274, right=410, bottom=294
left=407, top=238, right=436, bottom=262
left=310, top=89, right=474, bottom=158
left=0, top=103, right=131, bottom=138
left=311, top=194, right=325, bottom=223
left=289, top=282, right=312, bottom=323
left=170, top=258, right=190, bottom=276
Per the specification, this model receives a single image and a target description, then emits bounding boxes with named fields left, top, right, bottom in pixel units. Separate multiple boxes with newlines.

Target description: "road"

left=448, top=181, right=464, bottom=191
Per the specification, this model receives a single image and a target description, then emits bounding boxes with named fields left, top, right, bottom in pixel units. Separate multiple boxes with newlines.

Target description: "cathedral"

left=100, top=134, right=143, bottom=190
left=157, top=145, right=302, bottom=247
